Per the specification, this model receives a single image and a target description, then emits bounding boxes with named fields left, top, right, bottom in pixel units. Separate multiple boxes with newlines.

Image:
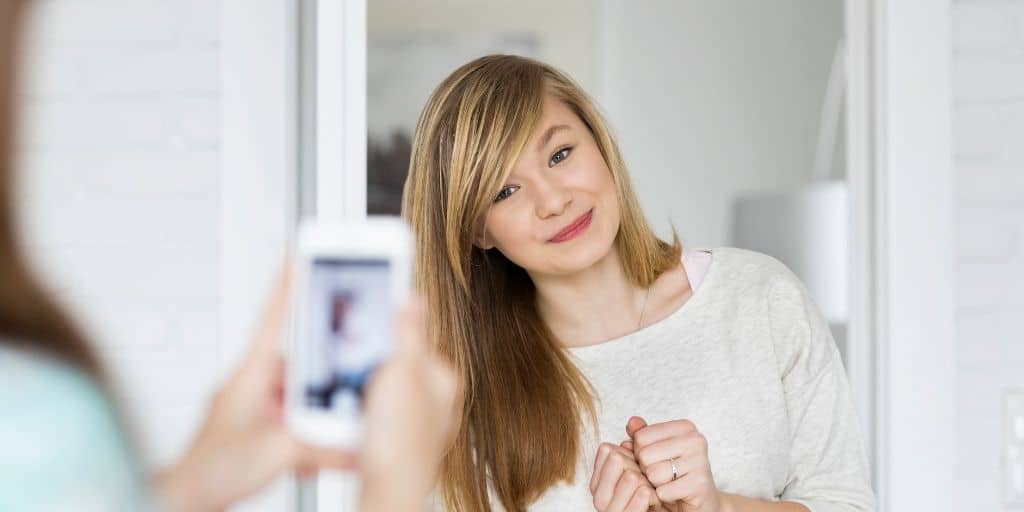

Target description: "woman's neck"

left=531, top=247, right=648, bottom=348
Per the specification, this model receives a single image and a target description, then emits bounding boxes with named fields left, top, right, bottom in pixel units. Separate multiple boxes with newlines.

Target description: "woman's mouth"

left=548, top=209, right=594, bottom=243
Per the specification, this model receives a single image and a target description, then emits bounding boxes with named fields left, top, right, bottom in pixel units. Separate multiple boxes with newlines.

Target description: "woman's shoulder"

left=700, top=247, right=824, bottom=331
left=0, top=344, right=110, bottom=419
left=0, top=344, right=127, bottom=458
left=0, top=345, right=147, bottom=510
left=695, top=246, right=802, bottom=295
left=701, top=250, right=839, bottom=378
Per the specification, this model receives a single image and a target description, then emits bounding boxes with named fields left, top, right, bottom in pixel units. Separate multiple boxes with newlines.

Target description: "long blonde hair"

left=402, top=54, right=680, bottom=511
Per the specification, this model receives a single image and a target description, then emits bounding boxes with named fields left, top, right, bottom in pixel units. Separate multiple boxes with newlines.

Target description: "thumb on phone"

left=393, top=295, right=427, bottom=359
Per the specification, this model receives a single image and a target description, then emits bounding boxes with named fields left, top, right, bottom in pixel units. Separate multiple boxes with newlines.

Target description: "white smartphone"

left=287, top=217, right=412, bottom=447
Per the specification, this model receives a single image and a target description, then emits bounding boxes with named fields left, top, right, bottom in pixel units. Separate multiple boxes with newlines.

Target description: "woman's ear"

left=473, top=232, right=495, bottom=251
left=473, top=212, right=495, bottom=250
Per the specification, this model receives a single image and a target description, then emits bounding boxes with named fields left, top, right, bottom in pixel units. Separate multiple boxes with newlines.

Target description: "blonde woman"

left=402, top=55, right=874, bottom=512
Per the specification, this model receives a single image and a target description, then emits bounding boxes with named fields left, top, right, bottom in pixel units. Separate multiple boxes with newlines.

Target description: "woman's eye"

left=494, top=185, right=520, bottom=203
left=549, top=147, right=572, bottom=167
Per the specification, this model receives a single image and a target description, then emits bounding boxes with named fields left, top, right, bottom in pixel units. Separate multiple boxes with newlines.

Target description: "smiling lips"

left=548, top=209, right=594, bottom=243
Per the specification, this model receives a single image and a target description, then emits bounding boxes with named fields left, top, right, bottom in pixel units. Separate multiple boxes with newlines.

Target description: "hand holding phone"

left=156, top=267, right=354, bottom=512
left=359, top=297, right=460, bottom=511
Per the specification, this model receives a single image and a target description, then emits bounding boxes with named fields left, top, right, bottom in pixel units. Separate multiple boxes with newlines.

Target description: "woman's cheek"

left=487, top=208, right=529, bottom=248
left=507, top=219, right=535, bottom=248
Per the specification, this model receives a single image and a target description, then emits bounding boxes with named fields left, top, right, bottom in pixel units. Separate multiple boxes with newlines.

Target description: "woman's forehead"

left=528, top=98, right=579, bottom=145
left=499, top=95, right=583, bottom=179
left=537, top=95, right=577, bottom=127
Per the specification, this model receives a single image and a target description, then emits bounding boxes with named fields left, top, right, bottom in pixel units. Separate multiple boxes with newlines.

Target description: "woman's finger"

left=250, top=265, right=294, bottom=360
left=653, top=464, right=714, bottom=506
left=233, top=264, right=294, bottom=390
left=625, top=485, right=656, bottom=512
left=625, top=416, right=647, bottom=438
left=644, top=451, right=705, bottom=488
left=632, top=419, right=697, bottom=450
left=289, top=437, right=358, bottom=472
left=635, top=431, right=705, bottom=470
left=393, top=295, right=426, bottom=359
left=604, top=470, right=646, bottom=512
left=592, top=450, right=630, bottom=510
left=591, top=442, right=617, bottom=493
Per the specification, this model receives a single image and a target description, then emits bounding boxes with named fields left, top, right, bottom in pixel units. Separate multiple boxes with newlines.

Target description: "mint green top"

left=0, top=345, right=151, bottom=511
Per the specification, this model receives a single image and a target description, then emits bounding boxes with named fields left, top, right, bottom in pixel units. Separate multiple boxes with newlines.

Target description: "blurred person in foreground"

left=0, top=1, right=458, bottom=510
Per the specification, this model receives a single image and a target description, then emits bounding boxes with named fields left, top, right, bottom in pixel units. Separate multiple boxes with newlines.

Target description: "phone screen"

left=298, top=257, right=394, bottom=417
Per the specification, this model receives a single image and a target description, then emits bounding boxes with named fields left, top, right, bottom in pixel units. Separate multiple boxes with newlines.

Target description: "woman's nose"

left=533, top=176, right=572, bottom=219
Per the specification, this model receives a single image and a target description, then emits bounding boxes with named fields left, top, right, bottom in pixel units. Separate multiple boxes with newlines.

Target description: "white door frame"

left=314, top=0, right=367, bottom=222
left=845, top=1, right=955, bottom=511
left=310, top=2, right=368, bottom=509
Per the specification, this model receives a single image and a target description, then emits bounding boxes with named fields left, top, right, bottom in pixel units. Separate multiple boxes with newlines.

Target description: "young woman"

left=402, top=54, right=875, bottom=511
left=0, top=2, right=456, bottom=510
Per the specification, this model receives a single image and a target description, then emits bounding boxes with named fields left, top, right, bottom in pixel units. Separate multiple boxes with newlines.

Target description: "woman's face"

left=477, top=94, right=621, bottom=277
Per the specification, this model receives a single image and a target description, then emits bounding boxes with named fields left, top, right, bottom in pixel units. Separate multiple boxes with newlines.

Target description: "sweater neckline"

left=568, top=246, right=721, bottom=355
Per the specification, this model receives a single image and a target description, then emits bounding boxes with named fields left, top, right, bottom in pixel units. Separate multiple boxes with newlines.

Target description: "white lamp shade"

left=731, top=180, right=849, bottom=324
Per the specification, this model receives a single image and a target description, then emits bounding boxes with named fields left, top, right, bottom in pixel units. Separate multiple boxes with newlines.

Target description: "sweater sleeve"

left=766, top=267, right=876, bottom=512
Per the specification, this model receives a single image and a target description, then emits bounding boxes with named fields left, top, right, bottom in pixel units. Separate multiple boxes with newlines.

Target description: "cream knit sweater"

left=522, top=247, right=875, bottom=511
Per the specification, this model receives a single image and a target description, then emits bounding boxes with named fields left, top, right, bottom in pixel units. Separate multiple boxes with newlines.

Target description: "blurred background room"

left=11, top=0, right=1023, bottom=511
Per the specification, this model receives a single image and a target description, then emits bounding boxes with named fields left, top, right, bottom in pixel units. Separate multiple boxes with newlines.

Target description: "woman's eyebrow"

left=535, top=124, right=571, bottom=153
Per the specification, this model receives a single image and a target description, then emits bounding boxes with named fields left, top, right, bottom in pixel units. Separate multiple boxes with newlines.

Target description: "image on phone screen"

left=299, top=257, right=393, bottom=417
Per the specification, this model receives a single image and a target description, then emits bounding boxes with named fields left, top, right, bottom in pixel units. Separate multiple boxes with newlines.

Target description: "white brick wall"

left=17, top=0, right=223, bottom=468
left=952, top=1, right=1024, bottom=509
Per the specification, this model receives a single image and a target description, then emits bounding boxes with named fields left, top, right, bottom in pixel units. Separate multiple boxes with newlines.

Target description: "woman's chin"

left=541, top=236, right=616, bottom=276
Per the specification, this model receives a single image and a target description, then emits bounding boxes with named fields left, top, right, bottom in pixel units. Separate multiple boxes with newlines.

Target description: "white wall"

left=951, top=1, right=1024, bottom=508
left=368, top=0, right=598, bottom=98
left=367, top=0, right=598, bottom=151
left=221, top=1, right=297, bottom=509
left=367, top=0, right=843, bottom=250
left=17, top=0, right=222, bottom=468
left=597, top=0, right=844, bottom=247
